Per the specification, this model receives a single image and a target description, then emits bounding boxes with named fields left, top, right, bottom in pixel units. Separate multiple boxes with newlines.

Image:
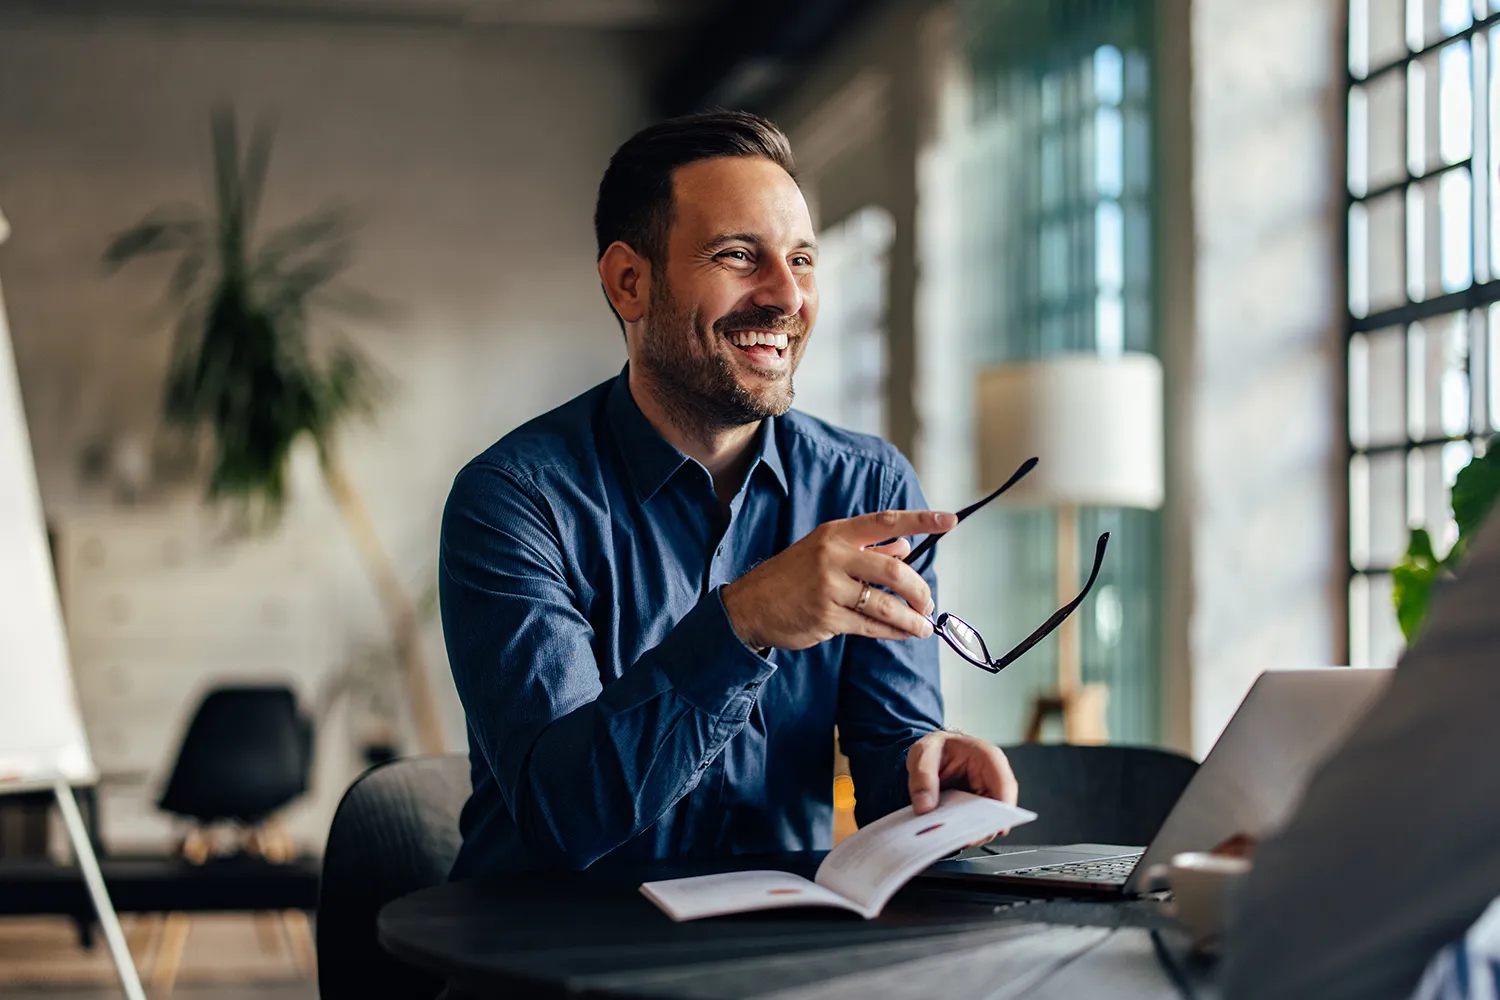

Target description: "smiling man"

left=439, top=111, right=1016, bottom=877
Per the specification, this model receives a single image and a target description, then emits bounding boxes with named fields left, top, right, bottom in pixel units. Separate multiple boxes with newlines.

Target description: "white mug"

left=1144, top=851, right=1252, bottom=952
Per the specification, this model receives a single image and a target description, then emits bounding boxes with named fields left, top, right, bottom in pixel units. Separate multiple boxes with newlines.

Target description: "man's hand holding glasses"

left=723, top=456, right=1110, bottom=675
left=721, top=456, right=1109, bottom=818
left=721, top=509, right=959, bottom=651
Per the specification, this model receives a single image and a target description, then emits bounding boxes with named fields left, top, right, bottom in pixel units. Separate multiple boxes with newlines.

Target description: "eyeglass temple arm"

left=902, top=457, right=1039, bottom=566
left=984, top=531, right=1111, bottom=673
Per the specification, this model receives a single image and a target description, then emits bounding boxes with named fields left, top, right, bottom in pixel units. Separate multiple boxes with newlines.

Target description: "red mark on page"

left=915, top=823, right=945, bottom=836
left=767, top=889, right=802, bottom=896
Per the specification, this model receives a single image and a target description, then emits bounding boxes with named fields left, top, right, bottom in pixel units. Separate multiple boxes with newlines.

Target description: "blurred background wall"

left=0, top=7, right=654, bottom=846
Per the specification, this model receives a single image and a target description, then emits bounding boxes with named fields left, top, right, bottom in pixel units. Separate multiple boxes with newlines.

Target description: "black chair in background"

left=158, top=685, right=313, bottom=845
left=996, top=743, right=1199, bottom=847
left=318, top=753, right=470, bottom=1000
left=150, top=684, right=317, bottom=990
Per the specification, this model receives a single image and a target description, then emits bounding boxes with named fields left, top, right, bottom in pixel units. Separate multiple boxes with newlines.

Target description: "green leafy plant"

left=105, top=107, right=444, bottom=754
left=105, top=109, right=379, bottom=514
left=1392, top=436, right=1500, bottom=641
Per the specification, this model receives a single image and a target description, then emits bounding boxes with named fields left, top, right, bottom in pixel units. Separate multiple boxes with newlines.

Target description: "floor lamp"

left=976, top=354, right=1163, bottom=744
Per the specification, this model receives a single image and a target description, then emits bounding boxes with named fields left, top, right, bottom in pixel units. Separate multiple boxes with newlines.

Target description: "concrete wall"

left=0, top=12, right=648, bottom=841
left=1186, top=0, right=1348, bottom=753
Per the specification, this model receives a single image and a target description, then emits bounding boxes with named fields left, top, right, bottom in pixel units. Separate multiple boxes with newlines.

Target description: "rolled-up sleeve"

left=439, top=460, right=775, bottom=869
left=836, top=454, right=946, bottom=826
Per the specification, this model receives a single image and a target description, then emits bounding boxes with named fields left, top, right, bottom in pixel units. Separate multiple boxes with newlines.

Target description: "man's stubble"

left=636, top=275, right=804, bottom=435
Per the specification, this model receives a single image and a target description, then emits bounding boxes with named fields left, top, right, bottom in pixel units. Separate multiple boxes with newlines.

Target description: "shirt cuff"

left=656, top=587, right=778, bottom=716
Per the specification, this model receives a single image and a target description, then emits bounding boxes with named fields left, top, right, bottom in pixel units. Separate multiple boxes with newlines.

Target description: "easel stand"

left=47, top=779, right=146, bottom=1000
left=1024, top=505, right=1109, bottom=744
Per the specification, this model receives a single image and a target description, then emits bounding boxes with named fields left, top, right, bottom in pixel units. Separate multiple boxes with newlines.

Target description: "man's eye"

left=791, top=255, right=814, bottom=267
left=719, top=250, right=752, bottom=262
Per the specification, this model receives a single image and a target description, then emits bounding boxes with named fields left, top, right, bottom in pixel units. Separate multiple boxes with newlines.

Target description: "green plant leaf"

left=103, top=213, right=207, bottom=269
left=1405, top=525, right=1436, bottom=562
left=106, top=105, right=386, bottom=522
left=1392, top=527, right=1443, bottom=642
left=1391, top=558, right=1437, bottom=642
left=1451, top=437, right=1500, bottom=542
left=253, top=204, right=358, bottom=277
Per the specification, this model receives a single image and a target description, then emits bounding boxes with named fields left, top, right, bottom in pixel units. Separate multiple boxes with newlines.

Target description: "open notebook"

left=640, top=791, right=1036, bottom=921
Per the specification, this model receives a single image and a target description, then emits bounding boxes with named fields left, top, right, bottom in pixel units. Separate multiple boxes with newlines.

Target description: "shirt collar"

left=605, top=367, right=789, bottom=502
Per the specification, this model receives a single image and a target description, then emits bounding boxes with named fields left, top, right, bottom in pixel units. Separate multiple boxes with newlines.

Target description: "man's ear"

left=598, top=241, right=650, bottom=325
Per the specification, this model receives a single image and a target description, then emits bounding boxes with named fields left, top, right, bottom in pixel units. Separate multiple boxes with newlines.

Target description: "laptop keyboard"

left=1001, top=851, right=1144, bottom=885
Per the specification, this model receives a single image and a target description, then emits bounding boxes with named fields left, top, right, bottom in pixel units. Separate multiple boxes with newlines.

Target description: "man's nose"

left=751, top=257, right=804, bottom=317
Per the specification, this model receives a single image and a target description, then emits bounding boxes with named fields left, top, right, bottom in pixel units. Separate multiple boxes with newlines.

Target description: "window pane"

left=1351, top=0, right=1410, bottom=77
left=1407, top=313, right=1472, bottom=439
left=1438, top=41, right=1473, bottom=165
left=1350, top=190, right=1407, bottom=316
left=1411, top=0, right=1474, bottom=52
left=1492, top=27, right=1500, bottom=278
left=1409, top=441, right=1470, bottom=554
left=1409, top=43, right=1473, bottom=177
left=1351, top=450, right=1410, bottom=568
left=1125, top=109, right=1150, bottom=195
left=1350, top=573, right=1405, bottom=669
left=1370, top=574, right=1404, bottom=670
left=1406, top=166, right=1473, bottom=300
left=1096, top=201, right=1124, bottom=291
left=1471, top=309, right=1490, bottom=433
left=1041, top=135, right=1063, bottom=208
left=1350, top=71, right=1408, bottom=196
left=1095, top=107, right=1123, bottom=197
left=1492, top=303, right=1500, bottom=429
left=1350, top=326, right=1409, bottom=447
left=1094, top=45, right=1124, bottom=106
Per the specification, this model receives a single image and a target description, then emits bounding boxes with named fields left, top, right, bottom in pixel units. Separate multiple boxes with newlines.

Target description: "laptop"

left=921, top=667, right=1392, bottom=897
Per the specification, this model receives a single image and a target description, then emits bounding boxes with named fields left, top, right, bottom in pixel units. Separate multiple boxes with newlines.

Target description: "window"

left=791, top=205, right=893, bottom=438
left=934, top=0, right=1162, bottom=744
left=1347, top=0, right=1497, bottom=668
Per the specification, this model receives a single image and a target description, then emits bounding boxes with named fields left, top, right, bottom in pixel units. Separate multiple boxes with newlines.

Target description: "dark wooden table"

left=378, top=854, right=1219, bottom=999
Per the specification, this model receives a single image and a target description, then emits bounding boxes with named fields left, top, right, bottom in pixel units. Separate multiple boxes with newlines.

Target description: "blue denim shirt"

left=439, top=368, right=944, bottom=877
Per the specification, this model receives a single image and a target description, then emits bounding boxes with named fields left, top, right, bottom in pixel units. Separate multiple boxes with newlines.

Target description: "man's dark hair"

left=594, top=110, right=797, bottom=273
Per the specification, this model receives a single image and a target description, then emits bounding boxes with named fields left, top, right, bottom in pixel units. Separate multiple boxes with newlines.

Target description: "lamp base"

left=1024, top=683, right=1110, bottom=744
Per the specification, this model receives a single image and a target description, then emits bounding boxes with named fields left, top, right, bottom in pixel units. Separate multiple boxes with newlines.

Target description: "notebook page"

left=639, top=869, right=864, bottom=921
left=814, top=790, right=1036, bottom=916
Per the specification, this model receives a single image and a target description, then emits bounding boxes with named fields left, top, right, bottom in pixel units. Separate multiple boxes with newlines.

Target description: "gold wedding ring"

left=855, top=583, right=873, bottom=613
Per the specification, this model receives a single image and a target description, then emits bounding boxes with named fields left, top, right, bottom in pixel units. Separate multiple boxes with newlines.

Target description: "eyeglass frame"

left=901, top=457, right=1111, bottom=675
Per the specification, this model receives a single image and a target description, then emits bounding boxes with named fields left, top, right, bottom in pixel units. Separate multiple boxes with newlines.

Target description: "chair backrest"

left=318, top=753, right=470, bottom=1000
left=157, top=685, right=313, bottom=824
left=998, top=744, right=1198, bottom=847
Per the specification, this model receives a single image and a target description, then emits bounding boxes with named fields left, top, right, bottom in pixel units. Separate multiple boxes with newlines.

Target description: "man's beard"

left=637, top=278, right=803, bottom=435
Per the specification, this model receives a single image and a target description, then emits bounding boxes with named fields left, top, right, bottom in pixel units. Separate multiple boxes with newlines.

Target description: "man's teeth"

left=728, top=331, right=789, bottom=350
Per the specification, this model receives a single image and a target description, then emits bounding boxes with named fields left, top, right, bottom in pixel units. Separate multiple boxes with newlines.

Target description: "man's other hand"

left=906, top=731, right=1019, bottom=815
left=721, top=509, right=956, bottom=651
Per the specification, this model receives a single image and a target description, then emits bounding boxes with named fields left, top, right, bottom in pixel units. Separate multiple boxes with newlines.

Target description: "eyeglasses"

left=904, top=458, right=1111, bottom=675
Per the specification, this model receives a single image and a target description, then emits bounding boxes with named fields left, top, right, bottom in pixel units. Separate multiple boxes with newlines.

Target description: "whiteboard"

left=0, top=206, right=96, bottom=792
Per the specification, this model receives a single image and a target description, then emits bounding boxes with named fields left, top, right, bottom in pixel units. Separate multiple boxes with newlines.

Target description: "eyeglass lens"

left=938, top=614, right=988, bottom=663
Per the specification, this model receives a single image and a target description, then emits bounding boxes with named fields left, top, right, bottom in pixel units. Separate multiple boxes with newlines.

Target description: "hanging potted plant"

left=104, top=107, right=444, bottom=754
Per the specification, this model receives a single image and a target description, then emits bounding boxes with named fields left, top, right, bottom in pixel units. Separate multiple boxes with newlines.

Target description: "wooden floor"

left=6, top=985, right=316, bottom=999
left=0, top=915, right=314, bottom=998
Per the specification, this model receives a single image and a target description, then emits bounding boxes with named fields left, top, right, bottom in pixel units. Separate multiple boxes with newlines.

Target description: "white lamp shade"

left=977, top=353, right=1164, bottom=509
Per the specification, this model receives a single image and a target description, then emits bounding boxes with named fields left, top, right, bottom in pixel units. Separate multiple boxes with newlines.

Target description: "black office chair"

left=158, top=685, right=314, bottom=831
left=150, top=684, right=317, bottom=989
left=318, top=753, right=471, bottom=1000
left=996, top=744, right=1199, bottom=847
